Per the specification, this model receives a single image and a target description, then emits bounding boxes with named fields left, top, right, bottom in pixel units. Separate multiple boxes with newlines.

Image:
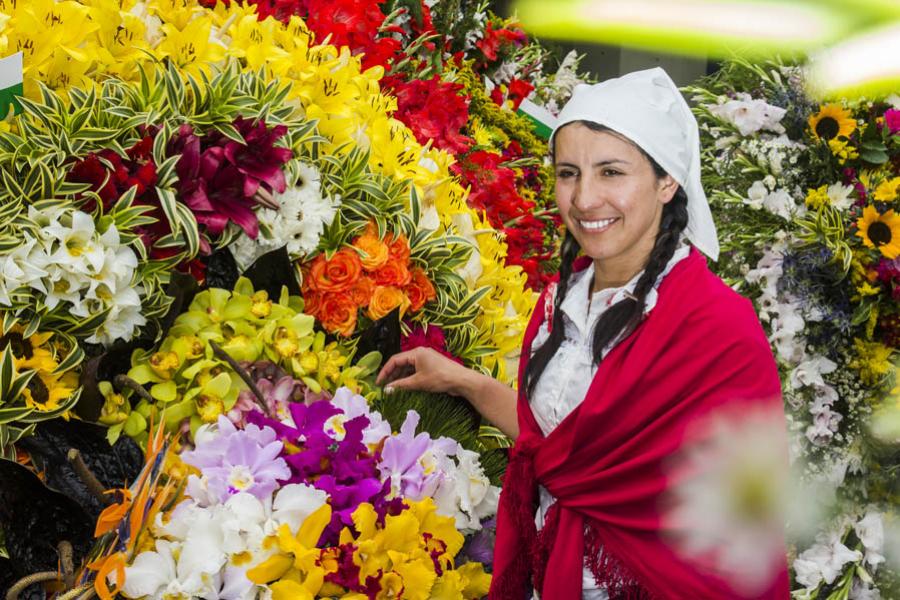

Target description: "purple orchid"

left=181, top=416, right=290, bottom=505
left=378, top=410, right=458, bottom=500
left=329, top=387, right=392, bottom=445
left=248, top=400, right=393, bottom=544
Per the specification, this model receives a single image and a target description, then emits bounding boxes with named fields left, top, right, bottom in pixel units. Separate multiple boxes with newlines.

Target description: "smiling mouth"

left=578, top=217, right=619, bottom=232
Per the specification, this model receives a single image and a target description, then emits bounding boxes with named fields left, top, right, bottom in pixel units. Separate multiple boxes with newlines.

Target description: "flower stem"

left=208, top=341, right=273, bottom=418
left=503, top=208, right=558, bottom=228
left=5, top=572, right=60, bottom=600
left=113, top=374, right=154, bottom=405
left=56, top=584, right=94, bottom=600
left=66, top=449, right=111, bottom=506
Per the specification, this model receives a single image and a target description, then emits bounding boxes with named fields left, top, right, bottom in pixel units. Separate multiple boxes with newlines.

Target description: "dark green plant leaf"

left=242, top=246, right=300, bottom=299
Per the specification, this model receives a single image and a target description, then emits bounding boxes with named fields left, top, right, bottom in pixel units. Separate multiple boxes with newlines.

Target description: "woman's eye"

left=556, top=169, right=576, bottom=178
left=602, top=169, right=621, bottom=176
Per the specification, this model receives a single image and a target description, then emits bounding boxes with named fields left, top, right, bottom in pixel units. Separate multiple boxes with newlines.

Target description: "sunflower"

left=22, top=370, right=77, bottom=412
left=808, top=103, right=857, bottom=142
left=857, top=205, right=900, bottom=259
left=0, top=326, right=76, bottom=412
left=873, top=177, right=900, bottom=203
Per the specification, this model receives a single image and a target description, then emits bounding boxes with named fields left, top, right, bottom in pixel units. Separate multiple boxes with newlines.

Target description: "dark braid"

left=525, top=230, right=581, bottom=398
left=526, top=120, right=690, bottom=399
left=589, top=190, right=688, bottom=358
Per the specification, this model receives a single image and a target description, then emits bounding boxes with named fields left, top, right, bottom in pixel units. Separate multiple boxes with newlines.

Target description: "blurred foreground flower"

left=663, top=405, right=789, bottom=595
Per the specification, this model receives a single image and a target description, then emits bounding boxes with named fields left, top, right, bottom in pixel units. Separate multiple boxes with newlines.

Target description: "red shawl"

left=490, top=249, right=790, bottom=600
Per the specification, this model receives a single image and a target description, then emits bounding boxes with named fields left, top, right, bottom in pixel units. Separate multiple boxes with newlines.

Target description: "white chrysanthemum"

left=230, top=164, right=339, bottom=271
left=827, top=182, right=856, bottom=211
left=664, top=407, right=790, bottom=595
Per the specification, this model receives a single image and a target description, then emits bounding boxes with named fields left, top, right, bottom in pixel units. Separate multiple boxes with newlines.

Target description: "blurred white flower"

left=664, top=406, right=789, bottom=595
left=790, top=356, right=838, bottom=389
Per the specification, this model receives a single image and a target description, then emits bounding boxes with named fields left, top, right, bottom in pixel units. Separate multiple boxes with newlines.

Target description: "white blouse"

left=530, top=240, right=691, bottom=598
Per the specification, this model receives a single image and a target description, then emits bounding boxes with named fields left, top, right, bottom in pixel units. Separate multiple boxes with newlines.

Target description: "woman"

left=377, top=68, right=789, bottom=599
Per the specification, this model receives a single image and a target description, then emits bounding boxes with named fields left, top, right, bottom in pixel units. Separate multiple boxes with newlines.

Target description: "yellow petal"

left=271, top=580, right=314, bottom=600
left=247, top=554, right=293, bottom=584
left=296, top=503, right=333, bottom=548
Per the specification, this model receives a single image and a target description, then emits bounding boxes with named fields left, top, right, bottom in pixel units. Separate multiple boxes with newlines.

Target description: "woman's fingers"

left=375, top=349, right=419, bottom=385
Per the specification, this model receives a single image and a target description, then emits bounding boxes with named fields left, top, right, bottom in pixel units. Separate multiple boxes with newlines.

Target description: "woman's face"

left=554, top=122, right=678, bottom=280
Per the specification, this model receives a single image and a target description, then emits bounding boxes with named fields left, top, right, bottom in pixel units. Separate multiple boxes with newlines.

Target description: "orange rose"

left=368, top=286, right=410, bottom=321
left=405, top=267, right=437, bottom=312
left=386, top=232, right=411, bottom=263
left=307, top=248, right=363, bottom=292
left=318, top=293, right=358, bottom=337
left=352, top=231, right=390, bottom=271
left=349, top=276, right=376, bottom=307
left=303, top=290, right=324, bottom=317
left=374, top=259, right=411, bottom=287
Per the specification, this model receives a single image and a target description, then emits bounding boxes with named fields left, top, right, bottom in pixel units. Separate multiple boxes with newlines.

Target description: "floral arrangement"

left=0, top=0, right=599, bottom=593
left=93, top=369, right=497, bottom=599
left=686, top=58, right=899, bottom=598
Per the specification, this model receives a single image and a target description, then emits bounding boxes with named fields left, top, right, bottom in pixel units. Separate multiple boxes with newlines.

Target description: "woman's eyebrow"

left=554, top=159, right=631, bottom=168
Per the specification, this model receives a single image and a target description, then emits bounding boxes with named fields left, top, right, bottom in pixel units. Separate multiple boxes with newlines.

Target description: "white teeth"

left=579, top=218, right=618, bottom=231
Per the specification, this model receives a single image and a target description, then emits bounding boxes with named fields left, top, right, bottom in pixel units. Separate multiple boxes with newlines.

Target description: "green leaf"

left=859, top=147, right=889, bottom=164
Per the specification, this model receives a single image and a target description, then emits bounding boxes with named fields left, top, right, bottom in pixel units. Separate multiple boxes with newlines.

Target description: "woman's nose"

left=572, top=176, right=607, bottom=211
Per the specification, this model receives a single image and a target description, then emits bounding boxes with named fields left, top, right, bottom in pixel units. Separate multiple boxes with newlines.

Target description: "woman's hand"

left=375, top=347, right=520, bottom=439
left=376, top=347, right=473, bottom=396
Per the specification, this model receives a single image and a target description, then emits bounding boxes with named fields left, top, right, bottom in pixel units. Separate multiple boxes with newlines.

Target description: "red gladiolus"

left=506, top=77, right=535, bottom=111
left=475, top=21, right=526, bottom=63
left=383, top=75, right=473, bottom=154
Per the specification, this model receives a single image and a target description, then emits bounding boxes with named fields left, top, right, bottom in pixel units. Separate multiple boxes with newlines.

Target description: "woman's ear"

left=657, top=175, right=679, bottom=204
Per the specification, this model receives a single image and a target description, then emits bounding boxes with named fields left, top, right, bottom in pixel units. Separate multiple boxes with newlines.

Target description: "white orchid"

left=433, top=447, right=500, bottom=531
left=790, top=356, right=838, bottom=389
left=267, top=483, right=328, bottom=536
left=121, top=539, right=218, bottom=599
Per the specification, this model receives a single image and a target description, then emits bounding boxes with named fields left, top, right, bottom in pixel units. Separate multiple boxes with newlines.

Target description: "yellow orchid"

left=247, top=503, right=332, bottom=599
left=342, top=499, right=472, bottom=599
left=431, top=562, right=493, bottom=599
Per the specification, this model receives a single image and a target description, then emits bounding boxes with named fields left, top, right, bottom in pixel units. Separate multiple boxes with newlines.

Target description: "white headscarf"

left=549, top=67, right=720, bottom=261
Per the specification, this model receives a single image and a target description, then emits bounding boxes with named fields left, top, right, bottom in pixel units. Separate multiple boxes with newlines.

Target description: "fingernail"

left=384, top=386, right=394, bottom=395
